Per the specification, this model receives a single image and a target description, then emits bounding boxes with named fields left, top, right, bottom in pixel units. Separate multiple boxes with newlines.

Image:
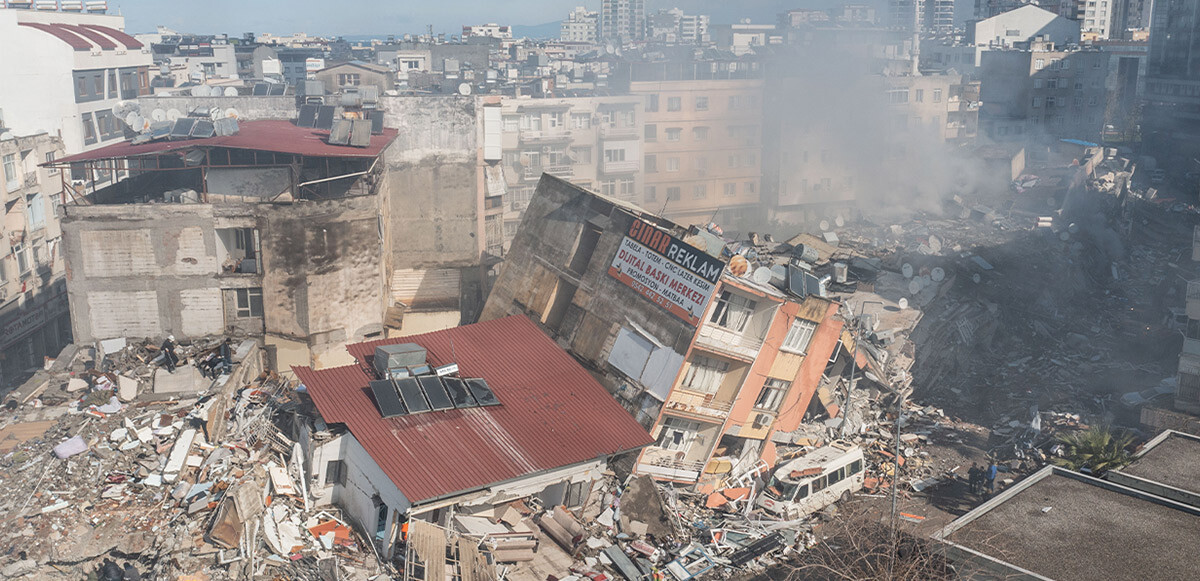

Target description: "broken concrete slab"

left=152, top=364, right=209, bottom=394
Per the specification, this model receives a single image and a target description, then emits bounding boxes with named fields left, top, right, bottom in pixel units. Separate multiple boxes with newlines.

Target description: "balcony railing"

left=519, top=128, right=571, bottom=143
left=694, top=323, right=764, bottom=361
left=543, top=164, right=573, bottom=178
left=599, top=124, right=639, bottom=139
left=522, top=166, right=544, bottom=181
left=601, top=159, right=640, bottom=174
left=636, top=447, right=704, bottom=482
left=24, top=171, right=38, bottom=189
left=664, top=390, right=734, bottom=422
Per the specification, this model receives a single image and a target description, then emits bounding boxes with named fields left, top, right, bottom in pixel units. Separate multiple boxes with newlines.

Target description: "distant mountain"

left=512, top=21, right=561, bottom=40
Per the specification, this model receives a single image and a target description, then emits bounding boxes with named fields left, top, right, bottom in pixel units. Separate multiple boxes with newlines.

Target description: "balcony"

left=693, top=323, right=764, bottom=361
left=543, top=164, right=573, bottom=178
left=24, top=171, right=38, bottom=189
left=599, top=124, right=639, bottom=139
left=519, top=128, right=572, bottom=143
left=601, top=159, right=640, bottom=174
left=636, top=447, right=704, bottom=482
left=664, top=389, right=733, bottom=423
left=522, top=166, right=545, bottom=181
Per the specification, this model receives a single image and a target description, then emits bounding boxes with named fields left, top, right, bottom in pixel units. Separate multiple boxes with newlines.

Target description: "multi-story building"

left=462, top=23, right=512, bottom=40
left=1060, top=0, right=1115, bottom=39
left=0, top=131, right=70, bottom=388
left=1110, top=0, right=1154, bottom=39
left=600, top=0, right=646, bottom=43
left=1144, top=0, right=1200, bottom=161
left=888, top=0, right=955, bottom=34
left=0, top=3, right=153, bottom=153
left=561, top=6, right=599, bottom=44
left=1180, top=275, right=1200, bottom=414
left=1095, top=38, right=1148, bottom=139
left=629, top=77, right=765, bottom=229
left=647, top=8, right=709, bottom=44
left=496, top=95, right=643, bottom=250
left=979, top=42, right=1109, bottom=141
left=481, top=176, right=844, bottom=486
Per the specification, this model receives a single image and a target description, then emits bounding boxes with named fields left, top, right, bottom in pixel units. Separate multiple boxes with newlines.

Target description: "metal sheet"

left=328, top=120, right=351, bottom=145
left=350, top=119, right=373, bottom=148
left=419, top=376, right=455, bottom=411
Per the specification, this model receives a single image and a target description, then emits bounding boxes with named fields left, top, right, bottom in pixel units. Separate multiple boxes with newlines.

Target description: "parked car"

left=1120, top=378, right=1176, bottom=407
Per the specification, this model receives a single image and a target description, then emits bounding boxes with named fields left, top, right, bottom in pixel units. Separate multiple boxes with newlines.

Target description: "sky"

left=108, top=0, right=827, bottom=37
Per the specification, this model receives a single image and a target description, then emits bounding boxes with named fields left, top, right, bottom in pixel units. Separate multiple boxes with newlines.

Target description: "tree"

left=1052, top=425, right=1134, bottom=474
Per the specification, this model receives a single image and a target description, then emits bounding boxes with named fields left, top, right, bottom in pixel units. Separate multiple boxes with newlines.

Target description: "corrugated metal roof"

left=81, top=24, right=144, bottom=49
left=19, top=22, right=92, bottom=51
left=54, top=120, right=399, bottom=164
left=58, top=23, right=116, bottom=50
left=294, top=315, right=653, bottom=505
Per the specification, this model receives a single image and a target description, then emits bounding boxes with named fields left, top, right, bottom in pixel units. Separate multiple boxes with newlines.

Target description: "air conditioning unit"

left=751, top=412, right=772, bottom=429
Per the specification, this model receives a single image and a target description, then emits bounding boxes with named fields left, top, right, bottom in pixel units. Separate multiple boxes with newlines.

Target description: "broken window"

left=218, top=228, right=261, bottom=274
left=234, top=288, right=264, bottom=318
left=783, top=319, right=817, bottom=353
left=709, top=291, right=757, bottom=332
left=657, top=417, right=701, bottom=451
left=755, top=378, right=789, bottom=412
left=565, top=480, right=587, bottom=508
left=324, top=460, right=346, bottom=486
left=682, top=355, right=729, bottom=394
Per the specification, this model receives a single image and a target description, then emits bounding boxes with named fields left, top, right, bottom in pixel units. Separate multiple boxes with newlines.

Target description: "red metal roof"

left=55, top=120, right=399, bottom=164
left=293, top=316, right=653, bottom=505
left=19, top=22, right=92, bottom=51
left=57, top=23, right=117, bottom=50
left=81, top=24, right=144, bottom=49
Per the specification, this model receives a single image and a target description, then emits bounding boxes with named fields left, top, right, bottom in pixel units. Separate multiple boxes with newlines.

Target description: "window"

left=565, top=480, right=587, bottom=508
left=337, top=73, right=361, bottom=86
left=14, top=243, right=30, bottom=276
left=1034, top=79, right=1044, bottom=89
left=521, top=114, right=542, bottom=131
left=81, top=113, right=97, bottom=145
left=601, top=179, right=616, bottom=197
left=914, top=89, right=924, bottom=102
left=850, top=459, right=863, bottom=475
left=682, top=355, right=729, bottom=394
left=1033, top=96, right=1043, bottom=108
left=667, top=96, right=681, bottom=111
left=728, top=154, right=737, bottom=168
left=619, top=178, right=634, bottom=197
left=234, top=288, right=264, bottom=318
left=695, top=96, right=708, bottom=111
left=646, top=94, right=659, bottom=112
left=547, top=112, right=564, bottom=128
left=45, top=152, right=57, bottom=175
left=645, top=185, right=657, bottom=202
left=710, top=290, right=757, bottom=332
left=107, top=69, right=118, bottom=99
left=728, top=95, right=742, bottom=110
left=666, top=157, right=680, bottom=172
left=645, top=154, right=656, bottom=172
left=2, top=153, right=16, bottom=191
left=503, top=116, right=519, bottom=132
left=745, top=181, right=756, bottom=194
left=724, top=183, right=736, bottom=197
left=570, top=113, right=590, bottom=129
left=1093, top=58, right=1102, bottom=68
left=782, top=319, right=817, bottom=353
left=604, top=148, right=626, bottom=162
left=755, top=378, right=789, bottom=412
left=1061, top=59, right=1070, bottom=70
left=886, top=89, right=908, bottom=103
left=933, top=88, right=942, bottom=102
left=1088, top=95, right=1098, bottom=106
left=645, top=124, right=657, bottom=141
left=96, top=109, right=119, bottom=140
left=570, top=146, right=591, bottom=164
left=665, top=128, right=682, bottom=141
left=667, top=186, right=681, bottom=201
left=1035, top=58, right=1045, bottom=70
left=692, top=184, right=707, bottom=199
left=324, top=460, right=346, bottom=485
left=26, top=193, right=45, bottom=230
left=657, top=417, right=701, bottom=451
left=693, top=126, right=709, bottom=141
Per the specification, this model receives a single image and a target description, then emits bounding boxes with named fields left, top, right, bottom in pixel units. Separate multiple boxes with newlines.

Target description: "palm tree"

left=1052, top=426, right=1134, bottom=475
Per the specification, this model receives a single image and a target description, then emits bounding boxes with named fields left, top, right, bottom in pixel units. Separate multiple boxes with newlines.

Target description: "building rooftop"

left=1120, top=431, right=1200, bottom=498
left=937, top=466, right=1200, bottom=581
left=293, top=315, right=653, bottom=505
left=54, top=120, right=399, bottom=164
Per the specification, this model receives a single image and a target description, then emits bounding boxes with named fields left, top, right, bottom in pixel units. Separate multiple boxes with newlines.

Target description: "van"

left=756, top=440, right=864, bottom=520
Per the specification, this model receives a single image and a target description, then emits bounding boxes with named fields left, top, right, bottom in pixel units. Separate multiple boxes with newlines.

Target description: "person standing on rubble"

left=216, top=338, right=233, bottom=375
left=161, top=335, right=179, bottom=373
left=967, top=463, right=981, bottom=495
left=986, top=460, right=998, bottom=495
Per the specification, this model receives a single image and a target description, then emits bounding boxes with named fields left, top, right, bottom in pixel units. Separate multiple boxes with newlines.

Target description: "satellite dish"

left=728, top=255, right=750, bottom=277
left=166, top=108, right=182, bottom=121
left=972, top=273, right=982, bottom=284
left=224, top=86, right=238, bottom=97
left=125, top=113, right=146, bottom=131
left=458, top=82, right=472, bottom=96
left=835, top=215, right=845, bottom=228
left=224, top=108, right=240, bottom=119
left=901, top=263, right=913, bottom=279
left=928, top=235, right=942, bottom=254
left=908, top=279, right=921, bottom=295
left=898, top=297, right=909, bottom=309
left=752, top=267, right=773, bottom=285
left=819, top=220, right=830, bottom=231
left=209, top=107, right=222, bottom=119
left=113, top=100, right=138, bottom=117
left=151, top=109, right=167, bottom=122
left=931, top=267, right=945, bottom=282
left=605, top=44, right=615, bottom=54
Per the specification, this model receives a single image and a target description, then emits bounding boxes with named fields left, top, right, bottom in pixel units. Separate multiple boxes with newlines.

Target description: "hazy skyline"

left=109, top=0, right=809, bottom=36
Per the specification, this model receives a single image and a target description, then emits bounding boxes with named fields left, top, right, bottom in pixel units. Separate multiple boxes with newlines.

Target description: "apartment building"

left=600, top=0, right=646, bottom=43
left=462, top=23, right=512, bottom=40
left=0, top=2, right=153, bottom=153
left=1060, top=0, right=1115, bottom=39
left=561, top=6, right=599, bottom=44
left=481, top=176, right=844, bottom=487
left=1144, top=0, right=1200, bottom=161
left=496, top=95, right=643, bottom=250
left=629, top=79, right=765, bottom=230
left=980, top=42, right=1109, bottom=141
left=647, top=8, right=709, bottom=44
left=0, top=131, right=69, bottom=388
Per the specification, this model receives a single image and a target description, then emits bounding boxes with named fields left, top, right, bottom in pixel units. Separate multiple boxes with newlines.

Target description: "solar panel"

left=213, top=117, right=239, bottom=136
left=252, top=83, right=269, bottom=96
left=190, top=119, right=215, bottom=138
left=315, top=105, right=336, bottom=130
left=465, top=379, right=500, bottom=407
left=268, top=84, right=286, bottom=96
left=170, top=117, right=197, bottom=140
left=368, top=110, right=385, bottom=135
left=350, top=119, right=373, bottom=148
left=394, top=377, right=431, bottom=414
left=419, top=376, right=455, bottom=411
left=329, top=120, right=352, bottom=145
left=370, top=379, right=407, bottom=418
left=441, top=377, right=477, bottom=408
left=296, top=104, right=318, bottom=128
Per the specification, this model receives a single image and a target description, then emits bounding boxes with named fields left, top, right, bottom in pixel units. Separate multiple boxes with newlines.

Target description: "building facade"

left=979, top=43, right=1109, bottom=141
left=1144, top=0, right=1200, bottom=161
left=561, top=6, right=599, bottom=44
left=0, top=4, right=153, bottom=153
left=600, top=0, right=646, bottom=43
left=0, top=132, right=70, bottom=389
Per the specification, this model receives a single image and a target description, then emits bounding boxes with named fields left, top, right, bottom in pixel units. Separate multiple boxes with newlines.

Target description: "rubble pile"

left=0, top=337, right=380, bottom=580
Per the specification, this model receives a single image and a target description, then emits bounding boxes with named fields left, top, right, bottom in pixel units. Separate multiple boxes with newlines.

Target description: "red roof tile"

left=293, top=316, right=653, bottom=505
left=19, top=22, right=91, bottom=51
left=54, top=120, right=399, bottom=164
left=80, top=24, right=144, bottom=49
